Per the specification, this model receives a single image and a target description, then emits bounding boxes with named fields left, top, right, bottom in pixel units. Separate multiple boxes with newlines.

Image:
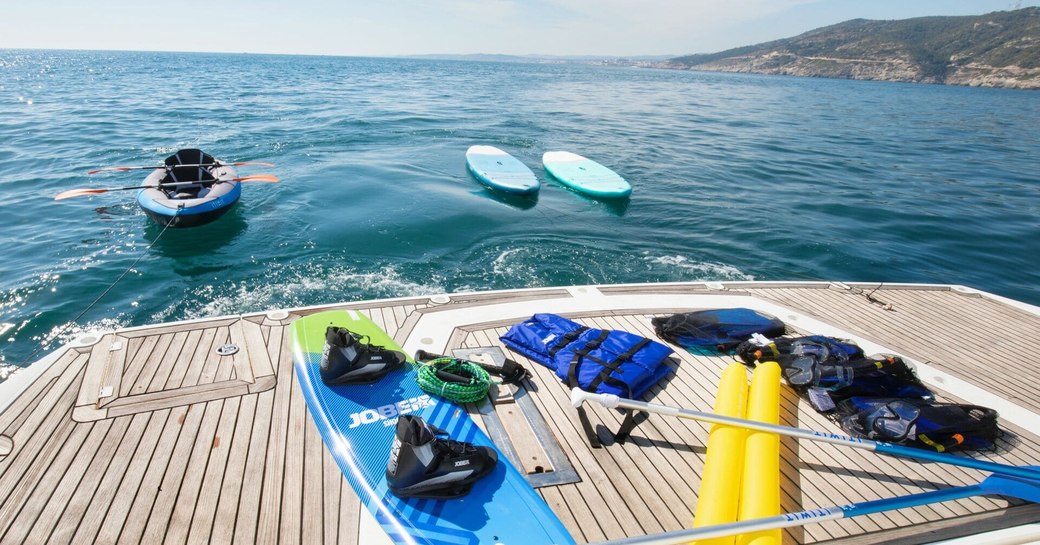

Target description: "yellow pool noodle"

left=691, top=362, right=749, bottom=545
left=736, top=361, right=782, bottom=545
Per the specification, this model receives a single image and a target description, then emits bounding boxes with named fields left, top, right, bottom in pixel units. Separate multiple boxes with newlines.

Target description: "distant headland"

left=659, top=8, right=1040, bottom=90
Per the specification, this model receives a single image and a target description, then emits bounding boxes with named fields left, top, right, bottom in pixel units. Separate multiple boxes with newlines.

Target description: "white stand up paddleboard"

left=466, top=145, right=540, bottom=195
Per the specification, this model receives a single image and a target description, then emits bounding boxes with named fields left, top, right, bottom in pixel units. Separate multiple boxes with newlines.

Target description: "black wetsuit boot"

left=386, top=415, right=498, bottom=499
left=320, top=326, right=406, bottom=385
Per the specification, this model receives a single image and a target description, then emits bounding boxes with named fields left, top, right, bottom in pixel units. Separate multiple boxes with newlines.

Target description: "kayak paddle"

left=590, top=469, right=1040, bottom=545
left=571, top=388, right=1040, bottom=482
left=54, top=174, right=280, bottom=201
left=87, top=161, right=274, bottom=174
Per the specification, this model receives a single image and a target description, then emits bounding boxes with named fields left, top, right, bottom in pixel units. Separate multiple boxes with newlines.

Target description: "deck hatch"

left=72, top=318, right=276, bottom=422
left=454, top=346, right=581, bottom=488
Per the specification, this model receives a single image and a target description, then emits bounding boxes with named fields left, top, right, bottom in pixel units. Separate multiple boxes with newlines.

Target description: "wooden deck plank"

left=143, top=399, right=226, bottom=544
left=65, top=411, right=156, bottom=542
left=130, top=331, right=189, bottom=397
left=380, top=306, right=398, bottom=339
left=0, top=403, right=91, bottom=543
left=0, top=353, right=87, bottom=494
left=322, top=437, right=343, bottom=545
left=394, top=308, right=423, bottom=346
left=302, top=400, right=325, bottom=545
left=0, top=374, right=57, bottom=438
left=119, top=335, right=159, bottom=396
left=195, top=326, right=231, bottom=387
left=278, top=346, right=306, bottom=545
left=239, top=318, right=275, bottom=379
left=255, top=325, right=295, bottom=545
left=147, top=329, right=202, bottom=394
left=392, top=305, right=408, bottom=332
left=166, top=327, right=217, bottom=390
left=889, top=290, right=1039, bottom=406
left=214, top=328, right=240, bottom=384
left=556, top=484, right=598, bottom=543
left=118, top=402, right=207, bottom=545
left=362, top=307, right=381, bottom=331
left=232, top=389, right=274, bottom=545
left=208, top=393, right=258, bottom=545
left=231, top=326, right=283, bottom=545
left=2, top=417, right=109, bottom=545
left=75, top=334, right=115, bottom=408
left=121, top=334, right=170, bottom=397
left=517, top=373, right=631, bottom=541
left=0, top=350, right=81, bottom=438
left=185, top=396, right=243, bottom=545
left=88, top=408, right=173, bottom=545
left=123, top=336, right=145, bottom=372
left=337, top=479, right=361, bottom=545
left=44, top=414, right=138, bottom=545
left=539, top=486, right=581, bottom=542
left=103, top=379, right=252, bottom=418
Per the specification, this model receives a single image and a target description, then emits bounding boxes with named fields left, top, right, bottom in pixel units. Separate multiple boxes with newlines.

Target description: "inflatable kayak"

left=137, top=149, right=241, bottom=228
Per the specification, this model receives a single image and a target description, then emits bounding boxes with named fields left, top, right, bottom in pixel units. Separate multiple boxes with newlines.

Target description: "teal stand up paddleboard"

left=542, top=151, right=632, bottom=198
left=291, top=310, right=574, bottom=545
left=466, top=145, right=540, bottom=195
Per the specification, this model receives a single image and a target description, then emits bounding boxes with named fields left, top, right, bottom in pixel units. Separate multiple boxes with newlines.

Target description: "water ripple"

left=1, top=51, right=1038, bottom=365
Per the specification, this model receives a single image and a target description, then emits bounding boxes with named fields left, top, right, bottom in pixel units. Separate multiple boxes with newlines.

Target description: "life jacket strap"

left=586, top=338, right=652, bottom=394
left=567, top=330, right=610, bottom=448
left=548, top=327, right=588, bottom=358
left=613, top=409, right=650, bottom=444
left=568, top=333, right=654, bottom=448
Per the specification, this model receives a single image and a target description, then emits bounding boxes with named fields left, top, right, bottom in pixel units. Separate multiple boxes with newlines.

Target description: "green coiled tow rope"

left=416, top=357, right=492, bottom=403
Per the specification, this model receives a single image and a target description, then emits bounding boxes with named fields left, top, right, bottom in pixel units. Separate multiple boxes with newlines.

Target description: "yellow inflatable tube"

left=692, top=362, right=748, bottom=545
left=737, top=361, right=782, bottom=545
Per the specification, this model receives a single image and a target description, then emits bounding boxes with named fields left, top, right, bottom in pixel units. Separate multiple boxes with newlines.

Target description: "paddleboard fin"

left=320, top=326, right=406, bottom=385
left=386, top=415, right=498, bottom=499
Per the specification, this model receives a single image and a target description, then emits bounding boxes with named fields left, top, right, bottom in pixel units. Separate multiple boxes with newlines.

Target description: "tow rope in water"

left=416, top=357, right=493, bottom=403
left=15, top=217, right=176, bottom=367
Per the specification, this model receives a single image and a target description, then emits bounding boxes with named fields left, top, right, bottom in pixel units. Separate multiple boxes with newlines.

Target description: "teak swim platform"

left=1, top=281, right=1039, bottom=545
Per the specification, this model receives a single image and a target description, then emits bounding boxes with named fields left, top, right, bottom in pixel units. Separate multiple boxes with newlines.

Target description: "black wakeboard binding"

left=386, top=415, right=498, bottom=499
left=320, top=326, right=406, bottom=385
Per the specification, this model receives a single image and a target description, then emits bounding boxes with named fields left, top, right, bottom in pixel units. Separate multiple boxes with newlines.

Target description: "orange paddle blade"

left=54, top=188, right=109, bottom=200
left=237, top=174, right=280, bottom=182
left=86, top=167, right=134, bottom=174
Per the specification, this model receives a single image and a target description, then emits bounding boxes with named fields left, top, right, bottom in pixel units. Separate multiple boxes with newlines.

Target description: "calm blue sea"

left=1, top=50, right=1038, bottom=368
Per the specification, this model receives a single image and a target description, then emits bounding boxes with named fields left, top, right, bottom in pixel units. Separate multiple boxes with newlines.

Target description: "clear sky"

left=2, top=0, right=1038, bottom=57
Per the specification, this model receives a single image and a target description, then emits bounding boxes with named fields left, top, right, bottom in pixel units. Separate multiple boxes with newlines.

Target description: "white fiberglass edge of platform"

left=930, top=523, right=1040, bottom=545
left=401, top=285, right=1040, bottom=434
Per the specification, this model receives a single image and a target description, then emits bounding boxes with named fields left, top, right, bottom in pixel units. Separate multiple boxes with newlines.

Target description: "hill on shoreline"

left=663, top=8, right=1040, bottom=89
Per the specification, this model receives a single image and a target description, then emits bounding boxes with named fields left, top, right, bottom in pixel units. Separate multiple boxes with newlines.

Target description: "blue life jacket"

left=500, top=313, right=674, bottom=399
